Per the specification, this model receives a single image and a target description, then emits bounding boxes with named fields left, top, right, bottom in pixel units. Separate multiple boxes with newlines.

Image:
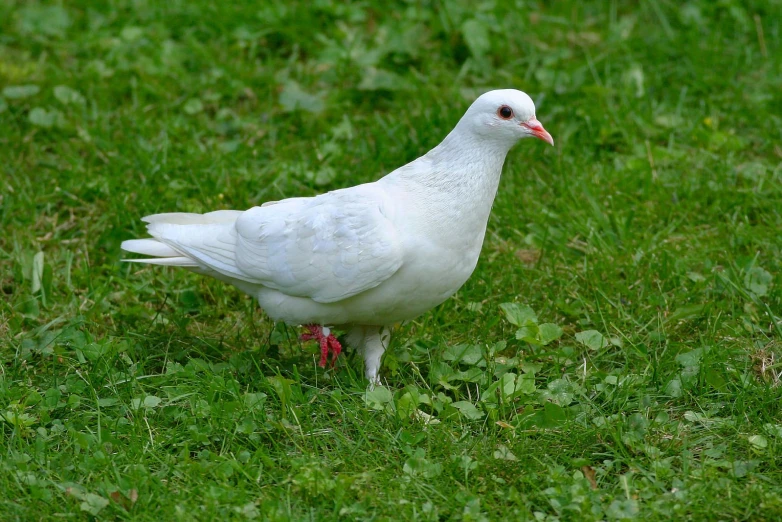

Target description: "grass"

left=2, top=0, right=782, bottom=519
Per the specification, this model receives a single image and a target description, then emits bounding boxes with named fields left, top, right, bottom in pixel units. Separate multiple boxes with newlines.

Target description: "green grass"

left=2, top=0, right=782, bottom=519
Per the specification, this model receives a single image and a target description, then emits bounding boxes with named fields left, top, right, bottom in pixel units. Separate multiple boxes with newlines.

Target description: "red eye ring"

left=497, top=105, right=513, bottom=119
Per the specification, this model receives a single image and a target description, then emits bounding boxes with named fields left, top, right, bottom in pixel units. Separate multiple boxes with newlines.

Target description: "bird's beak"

left=522, top=117, right=554, bottom=146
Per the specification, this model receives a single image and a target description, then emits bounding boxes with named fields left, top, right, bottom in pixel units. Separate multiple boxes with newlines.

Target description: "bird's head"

left=461, top=89, right=553, bottom=147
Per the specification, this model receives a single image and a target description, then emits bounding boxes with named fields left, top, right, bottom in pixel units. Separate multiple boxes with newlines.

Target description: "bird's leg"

left=346, top=325, right=390, bottom=388
left=300, top=325, right=342, bottom=367
left=325, top=328, right=342, bottom=366
left=369, top=327, right=391, bottom=387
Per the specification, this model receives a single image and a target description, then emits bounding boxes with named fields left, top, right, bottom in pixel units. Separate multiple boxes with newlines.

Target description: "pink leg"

left=300, top=325, right=342, bottom=367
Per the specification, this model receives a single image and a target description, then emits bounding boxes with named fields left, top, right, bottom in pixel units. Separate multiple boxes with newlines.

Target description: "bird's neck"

left=390, top=127, right=514, bottom=218
left=427, top=126, right=513, bottom=188
left=380, top=128, right=515, bottom=259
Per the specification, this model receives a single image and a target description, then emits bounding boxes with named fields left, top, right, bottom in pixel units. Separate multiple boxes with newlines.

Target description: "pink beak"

left=522, top=117, right=554, bottom=146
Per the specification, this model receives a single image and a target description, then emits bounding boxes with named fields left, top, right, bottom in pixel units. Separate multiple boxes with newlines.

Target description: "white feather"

left=121, top=239, right=180, bottom=258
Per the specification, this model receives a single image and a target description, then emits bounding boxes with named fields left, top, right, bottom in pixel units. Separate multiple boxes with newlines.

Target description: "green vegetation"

left=2, top=0, right=782, bottom=519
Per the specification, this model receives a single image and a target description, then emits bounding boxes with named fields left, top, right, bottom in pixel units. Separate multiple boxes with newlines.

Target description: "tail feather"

left=121, top=239, right=180, bottom=257
left=142, top=210, right=243, bottom=225
left=120, top=238, right=198, bottom=267
left=122, top=256, right=199, bottom=267
left=122, top=211, right=244, bottom=274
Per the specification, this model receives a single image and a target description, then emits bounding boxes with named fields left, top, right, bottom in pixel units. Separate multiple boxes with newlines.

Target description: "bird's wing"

left=232, top=185, right=404, bottom=303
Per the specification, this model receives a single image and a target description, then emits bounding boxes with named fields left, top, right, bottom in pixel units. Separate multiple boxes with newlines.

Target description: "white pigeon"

left=122, top=89, right=553, bottom=384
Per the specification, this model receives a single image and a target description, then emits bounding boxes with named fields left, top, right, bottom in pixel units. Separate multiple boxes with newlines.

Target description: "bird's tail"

left=121, top=210, right=243, bottom=269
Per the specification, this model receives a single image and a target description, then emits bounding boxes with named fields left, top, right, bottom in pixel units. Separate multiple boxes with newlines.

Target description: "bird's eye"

left=497, top=105, right=513, bottom=120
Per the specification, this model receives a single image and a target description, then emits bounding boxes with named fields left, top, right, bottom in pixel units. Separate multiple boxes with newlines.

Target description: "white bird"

left=122, top=89, right=553, bottom=384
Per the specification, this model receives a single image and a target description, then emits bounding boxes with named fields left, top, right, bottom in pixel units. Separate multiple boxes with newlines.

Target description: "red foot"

left=300, top=325, right=342, bottom=368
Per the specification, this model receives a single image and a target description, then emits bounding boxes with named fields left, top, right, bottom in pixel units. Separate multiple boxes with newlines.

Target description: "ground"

left=2, top=1, right=782, bottom=520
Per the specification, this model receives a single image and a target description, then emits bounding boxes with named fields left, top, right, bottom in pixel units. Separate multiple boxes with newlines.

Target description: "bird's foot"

left=300, top=325, right=342, bottom=367
left=366, top=372, right=381, bottom=391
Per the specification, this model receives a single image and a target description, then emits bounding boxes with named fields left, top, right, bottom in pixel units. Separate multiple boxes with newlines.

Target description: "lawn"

left=2, top=0, right=782, bottom=520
